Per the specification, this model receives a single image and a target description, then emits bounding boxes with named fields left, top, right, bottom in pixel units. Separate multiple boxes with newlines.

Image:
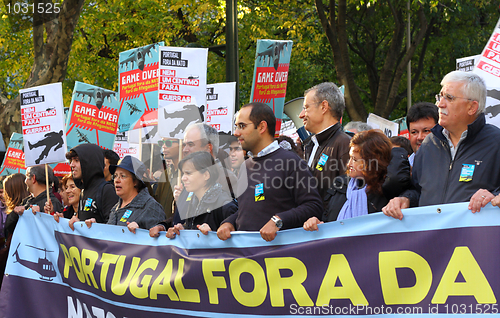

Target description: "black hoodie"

left=71, top=144, right=118, bottom=222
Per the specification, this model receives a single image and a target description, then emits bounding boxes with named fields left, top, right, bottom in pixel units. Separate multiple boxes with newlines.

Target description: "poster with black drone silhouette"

left=118, top=42, right=164, bottom=133
left=0, top=132, right=26, bottom=176
left=19, top=83, right=67, bottom=167
left=158, top=46, right=208, bottom=139
left=205, top=82, right=236, bottom=152
left=65, top=81, right=120, bottom=150
left=250, top=39, right=293, bottom=137
left=473, top=17, right=500, bottom=128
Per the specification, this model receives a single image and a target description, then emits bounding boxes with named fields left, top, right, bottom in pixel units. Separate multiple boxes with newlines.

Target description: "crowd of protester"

left=1, top=70, right=500, bottom=290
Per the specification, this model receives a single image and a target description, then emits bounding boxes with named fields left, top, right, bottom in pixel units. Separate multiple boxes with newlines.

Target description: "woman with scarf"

left=303, top=130, right=393, bottom=231
left=164, top=151, right=237, bottom=238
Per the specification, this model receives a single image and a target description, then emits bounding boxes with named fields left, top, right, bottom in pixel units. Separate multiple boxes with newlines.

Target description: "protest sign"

left=367, top=113, right=399, bottom=138
left=113, top=131, right=139, bottom=160
left=250, top=39, right=293, bottom=136
left=118, top=42, right=163, bottom=132
left=456, top=55, right=481, bottom=72
left=0, top=133, right=26, bottom=176
left=20, top=83, right=67, bottom=166
left=158, top=46, right=208, bottom=139
left=1, top=202, right=499, bottom=317
left=206, top=82, right=236, bottom=150
left=473, top=17, right=500, bottom=128
left=65, top=82, right=119, bottom=150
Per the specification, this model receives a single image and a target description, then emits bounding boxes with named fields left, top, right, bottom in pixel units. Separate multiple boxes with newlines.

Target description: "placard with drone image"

left=118, top=42, right=164, bottom=133
left=0, top=133, right=26, bottom=176
left=158, top=46, right=208, bottom=139
left=473, top=17, right=500, bottom=129
left=20, top=82, right=67, bottom=167
left=206, top=82, right=236, bottom=151
left=65, top=81, right=119, bottom=150
left=250, top=39, right=293, bottom=136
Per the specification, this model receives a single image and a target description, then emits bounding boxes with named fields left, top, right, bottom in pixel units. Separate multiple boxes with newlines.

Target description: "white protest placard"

left=206, top=82, right=236, bottom=134
left=20, top=83, right=67, bottom=166
left=367, top=113, right=399, bottom=138
left=456, top=55, right=481, bottom=72
left=127, top=126, right=161, bottom=145
left=158, top=47, right=208, bottom=139
left=473, top=17, right=500, bottom=128
left=114, top=131, right=140, bottom=160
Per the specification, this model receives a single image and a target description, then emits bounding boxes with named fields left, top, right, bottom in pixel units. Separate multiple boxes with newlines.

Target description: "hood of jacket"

left=71, top=143, right=105, bottom=190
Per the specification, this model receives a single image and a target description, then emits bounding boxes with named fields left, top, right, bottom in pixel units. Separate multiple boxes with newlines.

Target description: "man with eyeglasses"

left=216, top=102, right=323, bottom=242
left=383, top=71, right=500, bottom=220
left=299, top=82, right=351, bottom=208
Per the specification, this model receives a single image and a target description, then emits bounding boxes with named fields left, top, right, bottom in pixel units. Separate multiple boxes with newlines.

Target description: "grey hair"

left=186, top=123, right=220, bottom=155
left=304, top=82, right=345, bottom=120
left=344, top=121, right=373, bottom=133
left=28, top=164, right=55, bottom=185
left=441, top=71, right=486, bottom=114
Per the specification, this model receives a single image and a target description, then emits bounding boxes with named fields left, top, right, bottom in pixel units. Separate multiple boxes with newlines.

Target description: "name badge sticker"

left=255, top=183, right=265, bottom=202
left=120, top=209, right=133, bottom=222
left=459, top=164, right=475, bottom=182
left=315, top=153, right=329, bottom=172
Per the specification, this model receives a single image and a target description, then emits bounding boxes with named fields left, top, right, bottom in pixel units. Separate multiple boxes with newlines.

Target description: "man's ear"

left=207, top=143, right=214, bottom=156
left=320, top=100, right=329, bottom=115
left=468, top=100, right=480, bottom=116
left=257, top=120, right=268, bottom=135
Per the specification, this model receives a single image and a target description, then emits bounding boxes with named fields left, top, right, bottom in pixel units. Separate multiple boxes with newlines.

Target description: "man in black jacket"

left=299, top=82, right=351, bottom=208
left=63, top=144, right=119, bottom=229
left=383, top=71, right=500, bottom=219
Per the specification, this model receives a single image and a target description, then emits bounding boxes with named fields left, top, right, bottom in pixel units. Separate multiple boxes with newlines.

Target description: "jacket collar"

left=431, top=113, right=486, bottom=143
left=304, top=122, right=342, bottom=147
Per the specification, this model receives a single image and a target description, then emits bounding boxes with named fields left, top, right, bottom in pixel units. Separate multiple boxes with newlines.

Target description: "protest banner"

left=118, top=42, right=163, bottom=132
left=66, top=82, right=120, bottom=150
left=20, top=83, right=67, bottom=166
left=367, top=113, right=399, bottom=138
left=158, top=46, right=208, bottom=139
left=0, top=133, right=26, bottom=176
left=250, top=39, right=293, bottom=136
left=473, top=17, right=500, bottom=128
left=206, top=82, right=236, bottom=150
left=1, top=202, right=499, bottom=317
left=392, top=117, right=408, bottom=138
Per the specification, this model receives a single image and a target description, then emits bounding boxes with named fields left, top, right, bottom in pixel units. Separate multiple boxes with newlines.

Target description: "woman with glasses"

left=85, top=155, right=164, bottom=233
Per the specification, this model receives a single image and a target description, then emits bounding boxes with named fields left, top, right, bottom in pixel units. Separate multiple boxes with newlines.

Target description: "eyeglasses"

left=435, top=93, right=473, bottom=103
left=158, top=140, right=179, bottom=147
left=234, top=122, right=254, bottom=130
left=113, top=173, right=130, bottom=180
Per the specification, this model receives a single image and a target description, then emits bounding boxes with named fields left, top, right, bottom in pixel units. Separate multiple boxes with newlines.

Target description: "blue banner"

left=1, top=203, right=500, bottom=317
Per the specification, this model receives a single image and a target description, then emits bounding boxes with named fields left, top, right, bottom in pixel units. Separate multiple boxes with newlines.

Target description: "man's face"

left=160, top=138, right=180, bottom=160
left=183, top=128, right=210, bottom=156
left=229, top=141, right=245, bottom=170
left=437, top=81, right=475, bottom=135
left=25, top=168, right=34, bottom=193
left=299, top=90, right=324, bottom=134
left=70, top=157, right=82, bottom=179
left=409, top=117, right=436, bottom=153
left=103, top=158, right=111, bottom=181
left=234, top=107, right=260, bottom=153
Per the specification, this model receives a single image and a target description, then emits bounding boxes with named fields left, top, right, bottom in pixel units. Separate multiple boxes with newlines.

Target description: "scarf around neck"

left=337, top=178, right=368, bottom=221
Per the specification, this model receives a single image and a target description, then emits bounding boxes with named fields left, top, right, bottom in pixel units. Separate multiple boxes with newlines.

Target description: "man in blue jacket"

left=383, top=71, right=500, bottom=220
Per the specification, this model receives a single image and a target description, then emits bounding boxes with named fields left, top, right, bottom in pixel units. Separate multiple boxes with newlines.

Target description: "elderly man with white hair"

left=383, top=71, right=500, bottom=220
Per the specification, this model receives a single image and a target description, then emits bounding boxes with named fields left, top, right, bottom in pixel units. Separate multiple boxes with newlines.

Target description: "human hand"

left=216, top=222, right=235, bottom=241
left=382, top=197, right=410, bottom=220
left=173, top=184, right=184, bottom=202
left=53, top=212, right=64, bottom=223
left=492, top=194, right=500, bottom=207
left=149, top=224, right=166, bottom=238
left=260, top=218, right=279, bottom=242
left=127, top=221, right=139, bottom=234
left=469, top=189, right=495, bottom=213
left=68, top=215, right=80, bottom=231
left=44, top=199, right=53, bottom=215
left=13, top=206, right=25, bottom=216
left=197, top=223, right=212, bottom=235
left=85, top=218, right=96, bottom=229
left=303, top=216, right=323, bottom=231
left=166, top=223, right=184, bottom=238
